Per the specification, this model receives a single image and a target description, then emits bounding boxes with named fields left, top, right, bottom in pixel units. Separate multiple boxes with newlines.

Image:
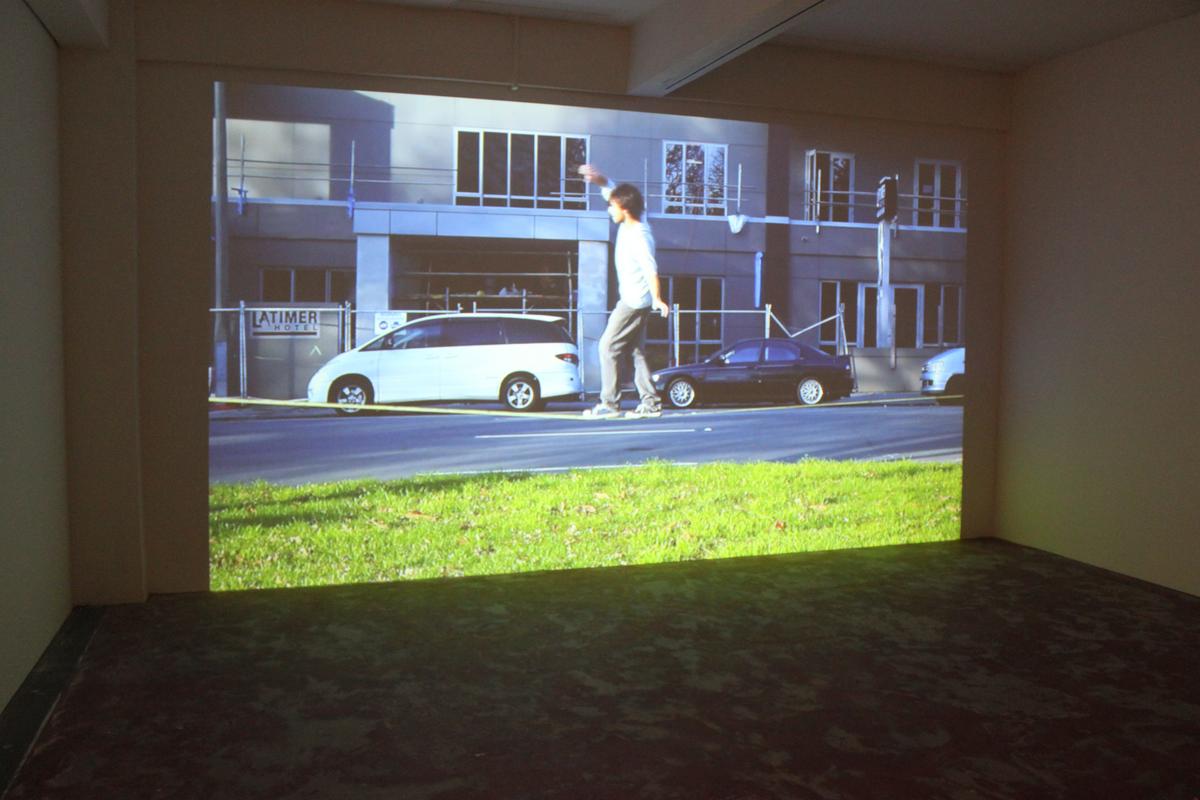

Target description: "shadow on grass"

left=209, top=471, right=547, bottom=516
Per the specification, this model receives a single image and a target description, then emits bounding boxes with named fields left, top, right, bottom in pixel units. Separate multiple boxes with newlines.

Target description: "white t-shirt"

left=600, top=181, right=658, bottom=309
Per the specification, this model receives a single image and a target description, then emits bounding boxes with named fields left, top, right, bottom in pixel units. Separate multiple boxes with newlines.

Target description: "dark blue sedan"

left=652, top=338, right=854, bottom=408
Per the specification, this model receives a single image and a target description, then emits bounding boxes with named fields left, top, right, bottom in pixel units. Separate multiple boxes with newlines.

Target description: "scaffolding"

left=391, top=248, right=578, bottom=333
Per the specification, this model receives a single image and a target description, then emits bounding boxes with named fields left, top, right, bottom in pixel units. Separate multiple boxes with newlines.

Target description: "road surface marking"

left=861, top=448, right=963, bottom=462
left=476, top=428, right=696, bottom=439
left=420, top=462, right=701, bottom=476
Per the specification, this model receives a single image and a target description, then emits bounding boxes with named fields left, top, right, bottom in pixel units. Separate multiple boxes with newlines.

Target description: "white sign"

left=374, top=312, right=408, bottom=334
left=250, top=309, right=320, bottom=337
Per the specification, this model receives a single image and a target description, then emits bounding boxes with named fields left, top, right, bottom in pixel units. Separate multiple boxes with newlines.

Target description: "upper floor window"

left=914, top=160, right=962, bottom=228
left=663, top=142, right=727, bottom=216
left=805, top=150, right=855, bottom=223
left=455, top=129, right=588, bottom=210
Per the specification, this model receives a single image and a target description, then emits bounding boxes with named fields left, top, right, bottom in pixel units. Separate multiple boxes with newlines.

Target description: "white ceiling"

left=362, top=0, right=665, bottom=25
left=772, top=0, right=1200, bottom=72
left=368, top=0, right=1200, bottom=73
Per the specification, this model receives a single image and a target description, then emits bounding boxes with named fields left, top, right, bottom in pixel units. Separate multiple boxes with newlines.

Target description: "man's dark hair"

left=609, top=183, right=645, bottom=221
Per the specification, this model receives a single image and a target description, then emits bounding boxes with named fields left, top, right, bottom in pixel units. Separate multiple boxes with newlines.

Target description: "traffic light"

left=876, top=176, right=897, bottom=222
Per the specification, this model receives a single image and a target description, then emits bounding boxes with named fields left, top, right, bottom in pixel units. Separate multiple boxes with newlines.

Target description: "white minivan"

left=307, top=313, right=580, bottom=414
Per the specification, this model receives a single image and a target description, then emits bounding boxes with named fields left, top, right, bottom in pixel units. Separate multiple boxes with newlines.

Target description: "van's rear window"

left=502, top=318, right=573, bottom=344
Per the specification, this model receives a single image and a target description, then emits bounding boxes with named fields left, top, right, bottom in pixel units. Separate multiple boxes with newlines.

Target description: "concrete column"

left=355, top=234, right=391, bottom=342
left=763, top=123, right=791, bottom=319
left=60, top=0, right=148, bottom=603
left=577, top=240, right=610, bottom=394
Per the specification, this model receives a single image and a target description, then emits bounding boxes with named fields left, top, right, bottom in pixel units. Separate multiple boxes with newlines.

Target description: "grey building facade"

left=215, top=84, right=967, bottom=398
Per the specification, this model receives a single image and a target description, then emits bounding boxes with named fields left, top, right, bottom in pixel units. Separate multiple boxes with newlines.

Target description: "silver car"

left=920, top=347, right=965, bottom=405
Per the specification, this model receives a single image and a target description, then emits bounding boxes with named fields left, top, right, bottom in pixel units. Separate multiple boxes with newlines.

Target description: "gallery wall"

left=999, top=12, right=1200, bottom=596
left=0, top=0, right=72, bottom=708
left=60, top=0, right=1008, bottom=602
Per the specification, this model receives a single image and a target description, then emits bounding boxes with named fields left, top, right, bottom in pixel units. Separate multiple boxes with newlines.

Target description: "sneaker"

left=582, top=404, right=621, bottom=419
left=624, top=404, right=662, bottom=419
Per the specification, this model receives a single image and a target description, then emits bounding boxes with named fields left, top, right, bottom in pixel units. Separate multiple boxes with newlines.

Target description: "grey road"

left=209, top=397, right=962, bottom=484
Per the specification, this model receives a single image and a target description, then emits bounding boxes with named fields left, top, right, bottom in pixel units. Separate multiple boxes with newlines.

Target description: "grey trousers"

left=598, top=301, right=660, bottom=410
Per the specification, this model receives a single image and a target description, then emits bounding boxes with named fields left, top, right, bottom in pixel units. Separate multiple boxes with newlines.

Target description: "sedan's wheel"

left=667, top=378, right=697, bottom=408
left=796, top=377, right=825, bottom=406
left=331, top=377, right=372, bottom=416
left=937, top=375, right=964, bottom=406
left=502, top=375, right=541, bottom=412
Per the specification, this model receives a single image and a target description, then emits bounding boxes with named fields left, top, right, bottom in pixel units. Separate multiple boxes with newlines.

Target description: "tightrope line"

left=208, top=395, right=962, bottom=420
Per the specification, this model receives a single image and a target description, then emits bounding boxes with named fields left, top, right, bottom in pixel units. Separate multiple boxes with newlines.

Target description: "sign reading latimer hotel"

left=249, top=309, right=321, bottom=337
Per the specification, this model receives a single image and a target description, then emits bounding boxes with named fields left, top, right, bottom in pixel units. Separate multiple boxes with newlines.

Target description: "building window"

left=646, top=276, right=724, bottom=366
left=856, top=283, right=927, bottom=348
left=455, top=129, right=588, bottom=210
left=260, top=268, right=354, bottom=304
left=862, top=285, right=878, bottom=348
left=663, top=142, right=727, bottom=216
left=922, top=283, right=964, bottom=346
left=805, top=150, right=855, bottom=223
left=828, top=281, right=961, bottom=350
left=893, top=287, right=920, bottom=348
left=913, top=160, right=962, bottom=228
left=818, top=280, right=859, bottom=353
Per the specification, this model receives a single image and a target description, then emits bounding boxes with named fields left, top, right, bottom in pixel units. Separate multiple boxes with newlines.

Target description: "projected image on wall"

left=208, top=83, right=967, bottom=591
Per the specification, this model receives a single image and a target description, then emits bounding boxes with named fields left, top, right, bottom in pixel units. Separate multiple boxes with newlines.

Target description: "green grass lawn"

left=210, top=460, right=961, bottom=591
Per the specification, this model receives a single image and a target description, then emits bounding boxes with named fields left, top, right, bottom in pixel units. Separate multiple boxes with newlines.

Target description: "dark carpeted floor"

left=5, top=539, right=1200, bottom=799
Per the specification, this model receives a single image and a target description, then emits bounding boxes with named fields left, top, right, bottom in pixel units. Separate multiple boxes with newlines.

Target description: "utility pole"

left=875, top=176, right=898, bottom=358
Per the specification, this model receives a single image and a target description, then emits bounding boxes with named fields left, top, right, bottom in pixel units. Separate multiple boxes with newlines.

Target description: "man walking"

left=578, top=164, right=670, bottom=419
